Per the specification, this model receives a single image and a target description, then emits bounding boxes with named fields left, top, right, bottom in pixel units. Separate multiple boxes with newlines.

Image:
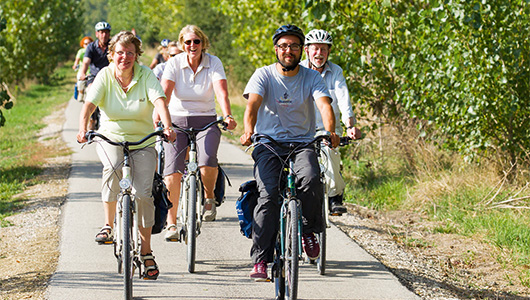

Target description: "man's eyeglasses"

left=276, top=43, right=301, bottom=51
left=184, top=39, right=201, bottom=46
left=115, top=51, right=136, bottom=57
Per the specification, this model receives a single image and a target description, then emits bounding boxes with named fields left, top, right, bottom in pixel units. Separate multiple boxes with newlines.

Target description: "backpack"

left=151, top=172, right=173, bottom=234
left=214, top=165, right=231, bottom=207
left=235, top=180, right=259, bottom=238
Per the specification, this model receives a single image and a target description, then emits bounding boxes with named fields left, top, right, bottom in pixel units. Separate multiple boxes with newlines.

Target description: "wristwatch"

left=224, top=114, right=234, bottom=119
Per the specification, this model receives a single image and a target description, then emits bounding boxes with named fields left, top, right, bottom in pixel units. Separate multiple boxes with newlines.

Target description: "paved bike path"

left=47, top=98, right=419, bottom=299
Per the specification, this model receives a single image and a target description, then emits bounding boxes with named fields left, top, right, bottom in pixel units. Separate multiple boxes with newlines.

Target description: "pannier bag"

left=235, top=180, right=258, bottom=238
left=151, top=172, right=172, bottom=234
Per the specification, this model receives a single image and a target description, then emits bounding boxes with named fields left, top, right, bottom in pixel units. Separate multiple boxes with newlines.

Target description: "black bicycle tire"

left=286, top=199, right=299, bottom=300
left=187, top=174, right=197, bottom=273
left=317, top=196, right=327, bottom=275
left=122, top=194, right=133, bottom=300
left=274, top=230, right=286, bottom=300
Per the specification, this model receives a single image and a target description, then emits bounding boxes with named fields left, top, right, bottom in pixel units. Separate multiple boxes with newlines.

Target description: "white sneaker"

left=203, top=198, right=216, bottom=221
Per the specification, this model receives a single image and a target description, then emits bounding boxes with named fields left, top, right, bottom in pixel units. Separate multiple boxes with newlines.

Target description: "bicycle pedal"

left=165, top=237, right=180, bottom=242
left=329, top=212, right=342, bottom=216
left=98, top=240, right=114, bottom=245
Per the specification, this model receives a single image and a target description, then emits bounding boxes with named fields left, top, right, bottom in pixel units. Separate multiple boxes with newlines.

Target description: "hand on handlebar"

left=223, top=116, right=237, bottom=130
left=347, top=126, right=362, bottom=140
left=164, top=127, right=176, bottom=142
left=240, top=132, right=253, bottom=146
left=77, top=129, right=88, bottom=143
left=329, top=132, right=340, bottom=148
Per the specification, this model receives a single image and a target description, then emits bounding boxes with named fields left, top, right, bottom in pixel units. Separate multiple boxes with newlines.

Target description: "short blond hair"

left=178, top=25, right=210, bottom=53
left=107, top=31, right=143, bottom=63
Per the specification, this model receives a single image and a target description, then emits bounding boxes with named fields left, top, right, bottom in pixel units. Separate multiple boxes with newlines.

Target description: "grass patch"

left=342, top=125, right=530, bottom=285
left=0, top=64, right=73, bottom=226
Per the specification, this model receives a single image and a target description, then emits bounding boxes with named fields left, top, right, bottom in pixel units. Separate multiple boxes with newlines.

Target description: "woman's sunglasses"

left=184, top=39, right=201, bottom=46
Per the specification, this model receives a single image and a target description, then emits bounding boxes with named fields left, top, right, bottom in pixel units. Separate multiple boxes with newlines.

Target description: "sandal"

left=140, top=253, right=159, bottom=280
left=164, top=224, right=180, bottom=242
left=95, top=225, right=113, bottom=244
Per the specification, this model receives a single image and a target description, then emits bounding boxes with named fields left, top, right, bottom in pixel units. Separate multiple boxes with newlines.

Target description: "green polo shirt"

left=87, top=62, right=165, bottom=148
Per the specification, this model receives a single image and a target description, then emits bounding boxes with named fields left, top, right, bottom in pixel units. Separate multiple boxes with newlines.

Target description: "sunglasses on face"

left=184, top=39, right=201, bottom=46
left=169, top=53, right=179, bottom=57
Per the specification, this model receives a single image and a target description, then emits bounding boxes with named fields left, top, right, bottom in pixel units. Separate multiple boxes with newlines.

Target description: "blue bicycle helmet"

left=272, top=24, right=305, bottom=46
left=161, top=38, right=170, bottom=47
left=95, top=21, right=111, bottom=32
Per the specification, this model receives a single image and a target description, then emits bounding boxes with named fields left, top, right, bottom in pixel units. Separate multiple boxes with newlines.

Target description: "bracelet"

left=165, top=127, right=174, bottom=131
left=224, top=114, right=234, bottom=119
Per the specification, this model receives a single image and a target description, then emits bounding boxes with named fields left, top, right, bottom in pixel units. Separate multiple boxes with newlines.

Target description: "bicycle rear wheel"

left=285, top=199, right=299, bottom=300
left=122, top=194, right=133, bottom=300
left=187, top=174, right=197, bottom=273
left=316, top=195, right=327, bottom=275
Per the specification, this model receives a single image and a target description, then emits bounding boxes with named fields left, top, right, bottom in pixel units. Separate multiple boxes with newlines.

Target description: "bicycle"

left=250, top=132, right=330, bottom=300
left=310, top=136, right=352, bottom=275
left=83, top=128, right=165, bottom=300
left=170, top=116, right=227, bottom=273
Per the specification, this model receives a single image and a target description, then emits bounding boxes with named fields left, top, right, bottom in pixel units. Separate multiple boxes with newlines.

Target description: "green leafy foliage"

left=0, top=0, right=83, bottom=85
left=218, top=0, right=530, bottom=170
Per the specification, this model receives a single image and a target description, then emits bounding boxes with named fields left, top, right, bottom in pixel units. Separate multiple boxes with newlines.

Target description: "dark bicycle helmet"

left=272, top=24, right=305, bottom=46
left=95, top=21, right=111, bottom=32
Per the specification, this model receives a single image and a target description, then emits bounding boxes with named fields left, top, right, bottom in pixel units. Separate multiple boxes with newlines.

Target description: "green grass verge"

left=0, top=64, right=74, bottom=227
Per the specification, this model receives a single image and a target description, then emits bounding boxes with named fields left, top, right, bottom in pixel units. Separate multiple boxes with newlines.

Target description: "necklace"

left=115, top=72, right=133, bottom=91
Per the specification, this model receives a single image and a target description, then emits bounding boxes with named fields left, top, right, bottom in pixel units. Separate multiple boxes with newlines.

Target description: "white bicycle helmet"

left=95, top=21, right=111, bottom=32
left=161, top=39, right=170, bottom=47
left=305, top=29, right=332, bottom=47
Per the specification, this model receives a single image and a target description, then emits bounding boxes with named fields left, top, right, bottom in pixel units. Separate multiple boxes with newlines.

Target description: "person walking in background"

left=153, top=41, right=182, bottom=80
left=76, top=31, right=176, bottom=280
left=239, top=24, right=339, bottom=281
left=150, top=38, right=170, bottom=69
left=301, top=29, right=362, bottom=215
left=158, top=25, right=236, bottom=242
left=73, top=36, right=93, bottom=71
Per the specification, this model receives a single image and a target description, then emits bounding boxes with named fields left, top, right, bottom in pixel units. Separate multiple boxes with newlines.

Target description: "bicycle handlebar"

left=251, top=132, right=331, bottom=150
left=171, top=116, right=228, bottom=136
left=84, top=129, right=165, bottom=147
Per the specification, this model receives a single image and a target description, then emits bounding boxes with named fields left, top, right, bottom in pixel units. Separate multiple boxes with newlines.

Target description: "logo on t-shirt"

left=277, top=92, right=292, bottom=107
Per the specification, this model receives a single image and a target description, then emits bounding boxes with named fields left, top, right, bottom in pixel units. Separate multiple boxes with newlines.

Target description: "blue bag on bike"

left=235, top=180, right=258, bottom=238
left=152, top=172, right=173, bottom=234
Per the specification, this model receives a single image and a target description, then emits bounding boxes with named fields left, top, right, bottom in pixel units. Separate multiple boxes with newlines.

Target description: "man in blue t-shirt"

left=240, top=24, right=339, bottom=281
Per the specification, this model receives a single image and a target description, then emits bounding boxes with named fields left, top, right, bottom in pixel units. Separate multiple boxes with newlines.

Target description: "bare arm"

left=76, top=101, right=97, bottom=143
left=315, top=96, right=339, bottom=148
left=213, top=79, right=237, bottom=130
left=240, top=93, right=263, bottom=146
left=77, top=57, right=91, bottom=81
left=153, top=98, right=176, bottom=142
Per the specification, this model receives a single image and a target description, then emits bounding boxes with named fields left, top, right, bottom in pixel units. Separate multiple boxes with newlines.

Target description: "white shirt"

left=300, top=59, right=355, bottom=135
left=162, top=52, right=226, bottom=116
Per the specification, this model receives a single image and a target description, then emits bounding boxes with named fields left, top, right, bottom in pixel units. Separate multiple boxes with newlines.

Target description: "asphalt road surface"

left=46, top=98, right=419, bottom=300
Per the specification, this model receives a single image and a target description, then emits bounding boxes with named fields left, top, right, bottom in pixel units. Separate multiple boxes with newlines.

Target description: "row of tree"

left=2, top=0, right=530, bottom=173
left=217, top=0, right=530, bottom=172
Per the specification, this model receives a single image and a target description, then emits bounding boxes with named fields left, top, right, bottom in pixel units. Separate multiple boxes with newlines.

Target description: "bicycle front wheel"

left=122, top=194, right=133, bottom=300
left=285, top=199, right=299, bottom=300
left=187, top=174, right=197, bottom=273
